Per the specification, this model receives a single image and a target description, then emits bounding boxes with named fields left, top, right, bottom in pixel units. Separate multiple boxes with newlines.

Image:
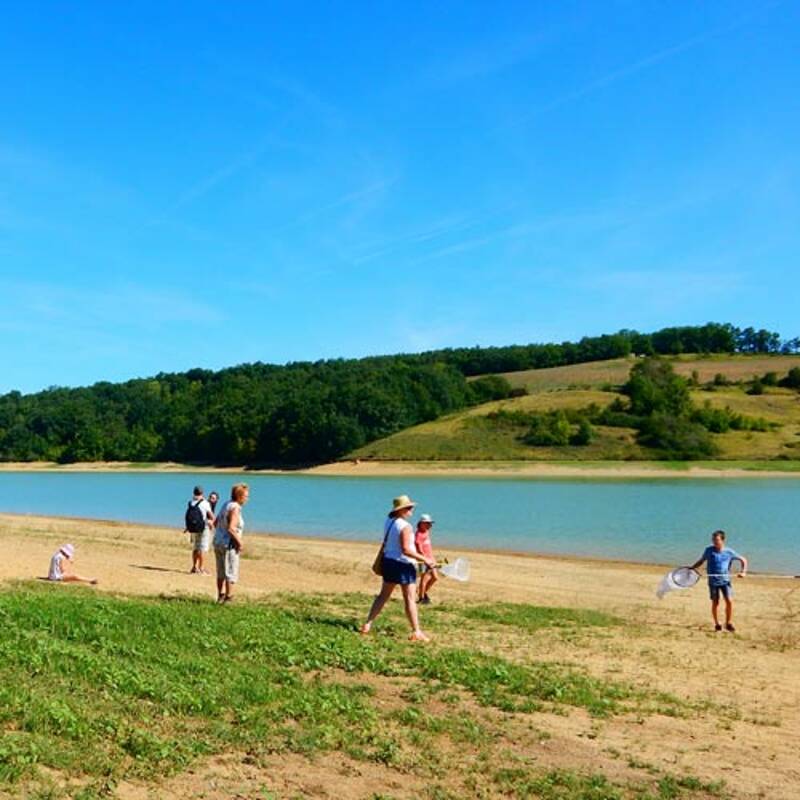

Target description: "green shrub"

left=762, top=371, right=779, bottom=387
left=524, top=411, right=572, bottom=446
left=781, top=367, right=800, bottom=389
left=747, top=378, right=764, bottom=396
left=637, top=413, right=717, bottom=459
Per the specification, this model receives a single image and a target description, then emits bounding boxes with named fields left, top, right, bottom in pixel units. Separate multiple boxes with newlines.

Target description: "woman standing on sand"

left=212, top=483, right=249, bottom=604
left=360, top=495, right=436, bottom=642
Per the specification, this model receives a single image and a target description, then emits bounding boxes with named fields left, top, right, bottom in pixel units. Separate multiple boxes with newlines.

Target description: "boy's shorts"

left=709, top=583, right=733, bottom=601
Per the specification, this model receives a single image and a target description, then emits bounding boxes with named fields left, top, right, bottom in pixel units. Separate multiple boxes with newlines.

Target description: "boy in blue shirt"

left=691, top=530, right=748, bottom=632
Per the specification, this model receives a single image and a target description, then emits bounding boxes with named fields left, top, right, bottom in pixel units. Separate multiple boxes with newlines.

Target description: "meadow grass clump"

left=456, top=602, right=621, bottom=632
left=0, top=586, right=693, bottom=793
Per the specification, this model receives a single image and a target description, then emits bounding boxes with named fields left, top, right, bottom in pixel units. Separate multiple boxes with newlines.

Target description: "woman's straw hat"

left=390, top=494, right=416, bottom=513
left=60, top=543, right=75, bottom=558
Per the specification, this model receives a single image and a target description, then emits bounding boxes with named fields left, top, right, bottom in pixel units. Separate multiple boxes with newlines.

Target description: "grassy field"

left=1, top=515, right=798, bottom=799
left=486, top=355, right=800, bottom=394
left=352, top=357, right=800, bottom=463
left=0, top=586, right=750, bottom=800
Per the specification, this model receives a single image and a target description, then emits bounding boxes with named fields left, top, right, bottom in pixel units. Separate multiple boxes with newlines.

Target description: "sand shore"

left=1, top=459, right=799, bottom=479
left=1, top=513, right=799, bottom=798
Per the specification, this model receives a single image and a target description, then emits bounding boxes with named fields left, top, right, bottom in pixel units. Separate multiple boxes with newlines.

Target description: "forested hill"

left=1, top=322, right=797, bottom=467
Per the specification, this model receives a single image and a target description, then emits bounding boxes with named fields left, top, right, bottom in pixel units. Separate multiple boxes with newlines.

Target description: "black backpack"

left=185, top=500, right=206, bottom=533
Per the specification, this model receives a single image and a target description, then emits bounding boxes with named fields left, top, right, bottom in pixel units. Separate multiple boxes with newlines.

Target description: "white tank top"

left=382, top=517, right=413, bottom=564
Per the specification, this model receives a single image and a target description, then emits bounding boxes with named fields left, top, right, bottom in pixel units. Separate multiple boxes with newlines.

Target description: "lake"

left=0, top=472, right=798, bottom=574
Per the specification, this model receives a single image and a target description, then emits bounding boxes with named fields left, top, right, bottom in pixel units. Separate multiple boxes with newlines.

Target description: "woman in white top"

left=360, top=495, right=436, bottom=642
left=213, top=483, right=249, bottom=603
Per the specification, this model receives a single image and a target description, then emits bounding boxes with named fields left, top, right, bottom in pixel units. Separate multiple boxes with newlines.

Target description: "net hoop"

left=669, top=566, right=701, bottom=589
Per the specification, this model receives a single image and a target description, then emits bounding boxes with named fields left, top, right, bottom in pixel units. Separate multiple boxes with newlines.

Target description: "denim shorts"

left=709, top=582, right=733, bottom=601
left=382, top=557, right=417, bottom=585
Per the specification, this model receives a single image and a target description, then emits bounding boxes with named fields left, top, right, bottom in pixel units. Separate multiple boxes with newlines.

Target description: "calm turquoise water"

left=1, top=472, right=798, bottom=574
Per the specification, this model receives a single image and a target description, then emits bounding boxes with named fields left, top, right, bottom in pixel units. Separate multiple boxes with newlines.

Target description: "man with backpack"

left=185, top=485, right=215, bottom=575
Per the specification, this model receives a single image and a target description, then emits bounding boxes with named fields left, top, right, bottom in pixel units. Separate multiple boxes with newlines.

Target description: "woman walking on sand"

left=212, top=483, right=249, bottom=604
left=360, top=495, right=436, bottom=642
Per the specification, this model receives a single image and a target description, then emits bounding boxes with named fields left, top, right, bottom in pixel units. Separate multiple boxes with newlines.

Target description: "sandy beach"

left=1, top=512, right=798, bottom=799
left=1, top=459, right=799, bottom=479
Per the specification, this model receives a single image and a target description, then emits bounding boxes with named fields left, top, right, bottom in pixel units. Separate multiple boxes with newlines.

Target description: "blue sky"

left=1, top=1, right=798, bottom=393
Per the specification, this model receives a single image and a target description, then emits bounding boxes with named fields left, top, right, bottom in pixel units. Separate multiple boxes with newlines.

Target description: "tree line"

left=0, top=322, right=796, bottom=467
left=406, top=322, right=799, bottom=376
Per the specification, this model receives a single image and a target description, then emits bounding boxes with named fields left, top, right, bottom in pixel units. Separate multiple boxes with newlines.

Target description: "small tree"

left=623, top=358, right=691, bottom=417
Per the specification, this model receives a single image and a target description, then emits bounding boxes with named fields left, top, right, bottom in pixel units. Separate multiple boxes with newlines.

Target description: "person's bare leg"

left=711, top=597, right=720, bottom=627
left=401, top=583, right=427, bottom=640
left=191, top=549, right=201, bottom=573
left=62, top=575, right=98, bottom=585
left=224, top=580, right=234, bottom=601
left=361, top=582, right=395, bottom=632
left=216, top=577, right=225, bottom=601
left=425, top=571, right=438, bottom=599
left=417, top=571, right=429, bottom=602
left=724, top=597, right=733, bottom=626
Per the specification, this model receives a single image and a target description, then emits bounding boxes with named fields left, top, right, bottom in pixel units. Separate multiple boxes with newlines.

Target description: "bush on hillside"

left=523, top=411, right=572, bottom=447
left=638, top=413, right=717, bottom=459
left=469, top=375, right=514, bottom=403
left=623, top=358, right=691, bottom=417
left=781, top=367, right=800, bottom=390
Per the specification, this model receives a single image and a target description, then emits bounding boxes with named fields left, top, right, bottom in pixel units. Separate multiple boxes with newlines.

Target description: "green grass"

left=0, top=586, right=708, bottom=799
left=455, top=603, right=621, bottom=632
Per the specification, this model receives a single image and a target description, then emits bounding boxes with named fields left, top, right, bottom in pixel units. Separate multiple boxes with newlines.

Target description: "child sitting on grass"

left=48, top=544, right=98, bottom=585
left=415, top=514, right=438, bottom=605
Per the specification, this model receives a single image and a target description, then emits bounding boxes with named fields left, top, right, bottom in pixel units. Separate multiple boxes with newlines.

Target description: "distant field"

left=353, top=357, right=800, bottom=463
left=484, top=354, right=800, bottom=393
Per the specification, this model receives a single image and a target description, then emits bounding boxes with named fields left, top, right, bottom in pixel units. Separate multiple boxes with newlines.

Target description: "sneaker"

left=714, top=623, right=722, bottom=632
left=420, top=596, right=431, bottom=605
left=725, top=623, right=736, bottom=632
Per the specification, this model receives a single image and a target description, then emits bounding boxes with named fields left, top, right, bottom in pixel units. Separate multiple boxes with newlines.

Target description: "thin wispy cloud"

left=5, top=282, right=224, bottom=330
left=424, top=28, right=554, bottom=87
left=504, top=2, right=785, bottom=129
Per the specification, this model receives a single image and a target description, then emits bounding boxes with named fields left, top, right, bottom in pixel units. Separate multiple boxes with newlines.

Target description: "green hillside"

left=351, top=356, right=800, bottom=463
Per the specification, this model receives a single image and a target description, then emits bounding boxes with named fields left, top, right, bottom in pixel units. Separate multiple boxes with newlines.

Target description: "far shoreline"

left=1, top=458, right=800, bottom=479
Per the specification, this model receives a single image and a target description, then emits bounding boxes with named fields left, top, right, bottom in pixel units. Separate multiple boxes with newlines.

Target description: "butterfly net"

left=441, top=557, right=470, bottom=582
left=655, top=566, right=700, bottom=598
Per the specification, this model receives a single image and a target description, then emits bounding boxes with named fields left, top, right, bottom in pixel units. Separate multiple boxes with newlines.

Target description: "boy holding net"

left=691, top=530, right=748, bottom=632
